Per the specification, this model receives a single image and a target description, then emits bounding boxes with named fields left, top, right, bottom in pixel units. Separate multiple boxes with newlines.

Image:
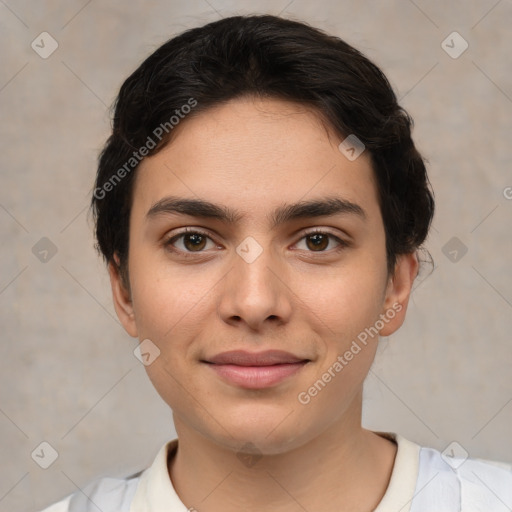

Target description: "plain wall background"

left=1, top=1, right=511, bottom=510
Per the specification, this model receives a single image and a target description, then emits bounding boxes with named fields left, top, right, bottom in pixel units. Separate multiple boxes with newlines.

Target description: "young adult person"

left=40, top=14, right=512, bottom=512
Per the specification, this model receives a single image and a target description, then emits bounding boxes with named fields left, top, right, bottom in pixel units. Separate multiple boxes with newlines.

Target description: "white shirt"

left=38, top=433, right=512, bottom=511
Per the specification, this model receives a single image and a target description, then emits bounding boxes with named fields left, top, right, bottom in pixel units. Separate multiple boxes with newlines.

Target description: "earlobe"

left=379, top=252, right=419, bottom=337
left=108, top=256, right=138, bottom=338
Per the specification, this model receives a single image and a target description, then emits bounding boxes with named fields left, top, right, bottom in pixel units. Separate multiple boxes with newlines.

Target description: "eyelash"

left=163, top=227, right=349, bottom=258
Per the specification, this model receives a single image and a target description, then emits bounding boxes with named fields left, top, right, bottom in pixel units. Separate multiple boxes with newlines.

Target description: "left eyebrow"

left=146, top=195, right=367, bottom=229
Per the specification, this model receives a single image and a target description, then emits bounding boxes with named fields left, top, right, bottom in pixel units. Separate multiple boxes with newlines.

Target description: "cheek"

left=128, top=257, right=216, bottom=403
left=294, top=259, right=387, bottom=342
left=128, top=248, right=207, bottom=339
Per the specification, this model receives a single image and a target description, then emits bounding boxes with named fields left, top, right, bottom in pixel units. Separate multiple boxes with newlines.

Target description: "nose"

left=217, top=239, right=292, bottom=332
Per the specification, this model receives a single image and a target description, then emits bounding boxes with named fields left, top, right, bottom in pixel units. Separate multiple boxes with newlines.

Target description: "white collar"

left=374, top=432, right=421, bottom=512
left=129, top=432, right=421, bottom=512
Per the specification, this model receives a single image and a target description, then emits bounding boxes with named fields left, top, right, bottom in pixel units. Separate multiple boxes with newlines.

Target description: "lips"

left=202, top=350, right=310, bottom=389
left=205, top=350, right=308, bottom=366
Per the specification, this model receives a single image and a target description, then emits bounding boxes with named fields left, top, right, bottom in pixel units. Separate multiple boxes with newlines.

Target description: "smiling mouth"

left=201, top=350, right=311, bottom=389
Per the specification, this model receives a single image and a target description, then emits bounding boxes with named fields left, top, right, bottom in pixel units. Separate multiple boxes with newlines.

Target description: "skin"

left=109, top=96, right=418, bottom=512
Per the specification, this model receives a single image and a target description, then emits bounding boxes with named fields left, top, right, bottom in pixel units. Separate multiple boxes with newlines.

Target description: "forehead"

left=132, top=97, right=381, bottom=227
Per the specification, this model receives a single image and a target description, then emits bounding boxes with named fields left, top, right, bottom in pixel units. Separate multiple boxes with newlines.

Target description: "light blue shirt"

left=38, top=433, right=512, bottom=512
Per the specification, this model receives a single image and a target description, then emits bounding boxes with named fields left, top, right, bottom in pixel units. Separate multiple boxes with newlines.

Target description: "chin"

left=207, top=407, right=311, bottom=455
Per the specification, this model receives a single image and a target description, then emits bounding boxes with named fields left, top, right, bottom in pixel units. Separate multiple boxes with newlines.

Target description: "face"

left=110, top=96, right=417, bottom=455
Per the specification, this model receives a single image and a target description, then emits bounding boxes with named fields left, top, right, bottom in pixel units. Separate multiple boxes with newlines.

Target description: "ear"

left=108, top=254, right=138, bottom=338
left=378, top=252, right=419, bottom=337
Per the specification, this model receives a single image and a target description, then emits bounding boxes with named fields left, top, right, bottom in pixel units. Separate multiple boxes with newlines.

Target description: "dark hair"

left=91, top=14, right=434, bottom=286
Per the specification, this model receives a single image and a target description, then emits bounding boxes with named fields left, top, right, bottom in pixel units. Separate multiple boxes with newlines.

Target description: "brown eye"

left=295, top=230, right=346, bottom=253
left=305, top=233, right=330, bottom=251
left=164, top=229, right=216, bottom=256
left=182, top=233, right=207, bottom=251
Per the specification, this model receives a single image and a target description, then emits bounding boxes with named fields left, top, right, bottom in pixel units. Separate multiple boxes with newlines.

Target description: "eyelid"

left=163, top=227, right=219, bottom=255
left=293, top=228, right=349, bottom=253
left=163, top=226, right=350, bottom=256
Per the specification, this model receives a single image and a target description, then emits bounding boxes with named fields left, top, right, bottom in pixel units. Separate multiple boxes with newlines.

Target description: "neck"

left=168, top=399, right=397, bottom=512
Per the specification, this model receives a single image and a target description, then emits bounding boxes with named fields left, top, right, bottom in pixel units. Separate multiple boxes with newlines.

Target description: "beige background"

left=1, top=1, right=511, bottom=510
